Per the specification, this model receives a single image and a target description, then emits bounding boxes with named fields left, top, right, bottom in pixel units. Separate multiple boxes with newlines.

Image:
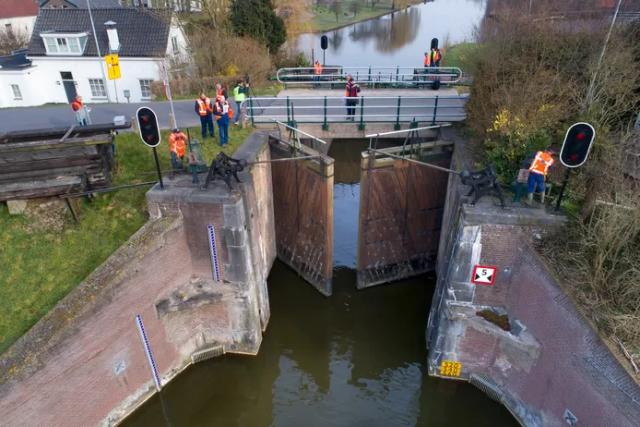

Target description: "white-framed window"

left=41, top=34, right=88, bottom=55
left=89, top=78, right=107, bottom=98
left=171, top=36, right=179, bottom=54
left=139, top=79, right=153, bottom=99
left=11, top=84, right=22, bottom=100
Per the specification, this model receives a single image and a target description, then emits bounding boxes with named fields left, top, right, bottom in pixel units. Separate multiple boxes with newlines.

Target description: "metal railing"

left=241, top=95, right=468, bottom=128
left=276, top=66, right=464, bottom=87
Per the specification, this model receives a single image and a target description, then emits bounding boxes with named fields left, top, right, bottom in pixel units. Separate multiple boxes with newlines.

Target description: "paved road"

left=0, top=100, right=200, bottom=133
left=0, top=88, right=467, bottom=133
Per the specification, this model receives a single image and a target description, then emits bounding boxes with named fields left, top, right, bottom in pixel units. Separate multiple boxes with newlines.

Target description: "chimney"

left=104, top=21, right=120, bottom=53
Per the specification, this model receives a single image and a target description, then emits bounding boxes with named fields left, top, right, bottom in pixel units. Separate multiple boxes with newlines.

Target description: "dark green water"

left=123, top=139, right=517, bottom=427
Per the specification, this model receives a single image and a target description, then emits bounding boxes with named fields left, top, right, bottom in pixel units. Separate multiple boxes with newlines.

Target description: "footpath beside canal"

left=427, top=133, right=640, bottom=427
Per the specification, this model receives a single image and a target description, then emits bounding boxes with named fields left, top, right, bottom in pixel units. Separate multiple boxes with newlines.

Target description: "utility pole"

left=87, top=0, right=112, bottom=103
left=162, top=60, right=178, bottom=129
left=585, top=0, right=623, bottom=108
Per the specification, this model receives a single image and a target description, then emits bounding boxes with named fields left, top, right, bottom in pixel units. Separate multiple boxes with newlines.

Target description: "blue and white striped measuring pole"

left=207, top=224, right=221, bottom=282
left=135, top=314, right=162, bottom=391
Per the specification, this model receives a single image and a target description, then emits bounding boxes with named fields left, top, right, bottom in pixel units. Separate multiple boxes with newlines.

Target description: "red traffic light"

left=560, top=122, right=595, bottom=168
left=136, top=107, right=161, bottom=148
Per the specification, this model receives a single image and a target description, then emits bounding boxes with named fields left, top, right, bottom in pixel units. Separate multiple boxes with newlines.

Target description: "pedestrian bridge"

left=242, top=88, right=468, bottom=137
left=276, top=66, right=464, bottom=87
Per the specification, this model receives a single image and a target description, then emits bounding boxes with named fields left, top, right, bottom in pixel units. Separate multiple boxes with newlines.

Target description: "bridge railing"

left=276, top=66, right=463, bottom=87
left=241, top=95, right=468, bottom=129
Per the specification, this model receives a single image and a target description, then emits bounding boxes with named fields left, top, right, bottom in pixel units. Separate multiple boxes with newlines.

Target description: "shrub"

left=229, top=0, right=287, bottom=53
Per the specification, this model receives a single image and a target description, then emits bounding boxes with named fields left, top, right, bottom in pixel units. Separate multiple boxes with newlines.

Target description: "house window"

left=11, top=84, right=22, bottom=100
left=89, top=78, right=107, bottom=98
left=68, top=37, right=81, bottom=53
left=139, top=79, right=153, bottom=98
left=5, top=23, right=12, bottom=32
left=41, top=34, right=88, bottom=55
left=171, top=36, right=179, bottom=54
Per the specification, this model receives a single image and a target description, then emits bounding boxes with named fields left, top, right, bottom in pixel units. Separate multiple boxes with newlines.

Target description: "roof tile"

left=28, top=8, right=171, bottom=58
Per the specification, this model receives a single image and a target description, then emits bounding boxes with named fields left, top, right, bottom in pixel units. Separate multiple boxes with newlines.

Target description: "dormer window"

left=41, top=33, right=88, bottom=56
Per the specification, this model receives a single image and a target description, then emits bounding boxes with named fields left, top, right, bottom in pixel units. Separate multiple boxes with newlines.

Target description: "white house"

left=0, top=7, right=189, bottom=108
left=0, top=0, right=39, bottom=39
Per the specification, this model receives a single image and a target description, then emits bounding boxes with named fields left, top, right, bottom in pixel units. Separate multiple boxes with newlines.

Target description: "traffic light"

left=560, top=122, right=595, bottom=168
left=320, top=35, right=328, bottom=50
left=136, top=107, right=161, bottom=148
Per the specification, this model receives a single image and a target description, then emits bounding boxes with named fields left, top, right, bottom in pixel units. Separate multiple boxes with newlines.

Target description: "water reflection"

left=292, top=0, right=487, bottom=68
left=348, top=7, right=421, bottom=53
left=123, top=265, right=517, bottom=427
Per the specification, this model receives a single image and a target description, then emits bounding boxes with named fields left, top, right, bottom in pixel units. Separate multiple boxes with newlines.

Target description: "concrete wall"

left=269, top=136, right=334, bottom=296
left=356, top=140, right=453, bottom=288
left=427, top=138, right=640, bottom=426
left=0, top=132, right=276, bottom=426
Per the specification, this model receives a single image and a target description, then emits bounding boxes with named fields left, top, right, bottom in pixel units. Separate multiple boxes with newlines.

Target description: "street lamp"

left=87, top=0, right=112, bottom=103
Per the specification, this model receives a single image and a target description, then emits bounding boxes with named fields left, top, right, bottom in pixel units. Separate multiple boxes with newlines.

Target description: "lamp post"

left=87, top=0, right=112, bottom=102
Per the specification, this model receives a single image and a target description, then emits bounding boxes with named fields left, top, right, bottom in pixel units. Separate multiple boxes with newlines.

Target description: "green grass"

left=0, top=125, right=253, bottom=354
left=310, top=1, right=418, bottom=33
left=443, top=42, right=480, bottom=70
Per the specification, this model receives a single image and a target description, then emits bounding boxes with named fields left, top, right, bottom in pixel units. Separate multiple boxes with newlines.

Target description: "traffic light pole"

left=555, top=168, right=571, bottom=212
left=152, top=147, right=164, bottom=189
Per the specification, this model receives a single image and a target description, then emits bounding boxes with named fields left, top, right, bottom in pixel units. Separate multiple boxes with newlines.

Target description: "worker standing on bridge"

left=169, top=128, right=187, bottom=173
left=314, top=60, right=323, bottom=88
left=345, top=75, right=360, bottom=121
left=424, top=47, right=442, bottom=68
left=527, top=148, right=556, bottom=205
left=195, top=93, right=215, bottom=140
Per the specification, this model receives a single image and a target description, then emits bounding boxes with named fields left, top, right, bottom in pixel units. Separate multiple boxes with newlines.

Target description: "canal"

left=292, top=0, right=486, bottom=68
left=124, top=1, right=518, bottom=425
left=124, top=137, right=516, bottom=427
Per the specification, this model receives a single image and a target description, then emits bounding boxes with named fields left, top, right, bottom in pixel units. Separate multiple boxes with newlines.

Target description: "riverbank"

left=0, top=126, right=252, bottom=354
left=308, top=0, right=424, bottom=33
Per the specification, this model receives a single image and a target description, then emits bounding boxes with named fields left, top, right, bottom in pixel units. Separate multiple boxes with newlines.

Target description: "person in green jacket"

left=231, top=80, right=248, bottom=126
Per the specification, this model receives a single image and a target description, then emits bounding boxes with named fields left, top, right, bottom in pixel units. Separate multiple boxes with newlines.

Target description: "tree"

left=229, top=0, right=286, bottom=53
left=330, top=0, right=342, bottom=23
left=200, top=0, right=233, bottom=29
left=349, top=0, right=362, bottom=17
left=0, top=29, right=29, bottom=56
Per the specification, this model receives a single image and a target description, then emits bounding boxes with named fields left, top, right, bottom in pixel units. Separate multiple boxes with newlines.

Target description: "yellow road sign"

left=439, top=360, right=462, bottom=377
left=105, top=54, right=121, bottom=80
left=105, top=54, right=119, bottom=65
left=107, top=63, right=121, bottom=80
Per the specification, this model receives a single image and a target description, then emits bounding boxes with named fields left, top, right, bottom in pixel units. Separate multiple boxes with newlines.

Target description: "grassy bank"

left=0, top=126, right=252, bottom=354
left=309, top=1, right=421, bottom=33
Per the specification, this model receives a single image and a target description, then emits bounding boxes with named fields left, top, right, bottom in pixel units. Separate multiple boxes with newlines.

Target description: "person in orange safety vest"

left=195, top=93, right=214, bottom=139
left=424, top=48, right=442, bottom=68
left=169, top=128, right=187, bottom=172
left=527, top=149, right=556, bottom=205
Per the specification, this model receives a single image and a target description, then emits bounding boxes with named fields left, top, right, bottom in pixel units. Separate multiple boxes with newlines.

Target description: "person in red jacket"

left=345, top=75, right=361, bottom=121
left=70, top=96, right=89, bottom=126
